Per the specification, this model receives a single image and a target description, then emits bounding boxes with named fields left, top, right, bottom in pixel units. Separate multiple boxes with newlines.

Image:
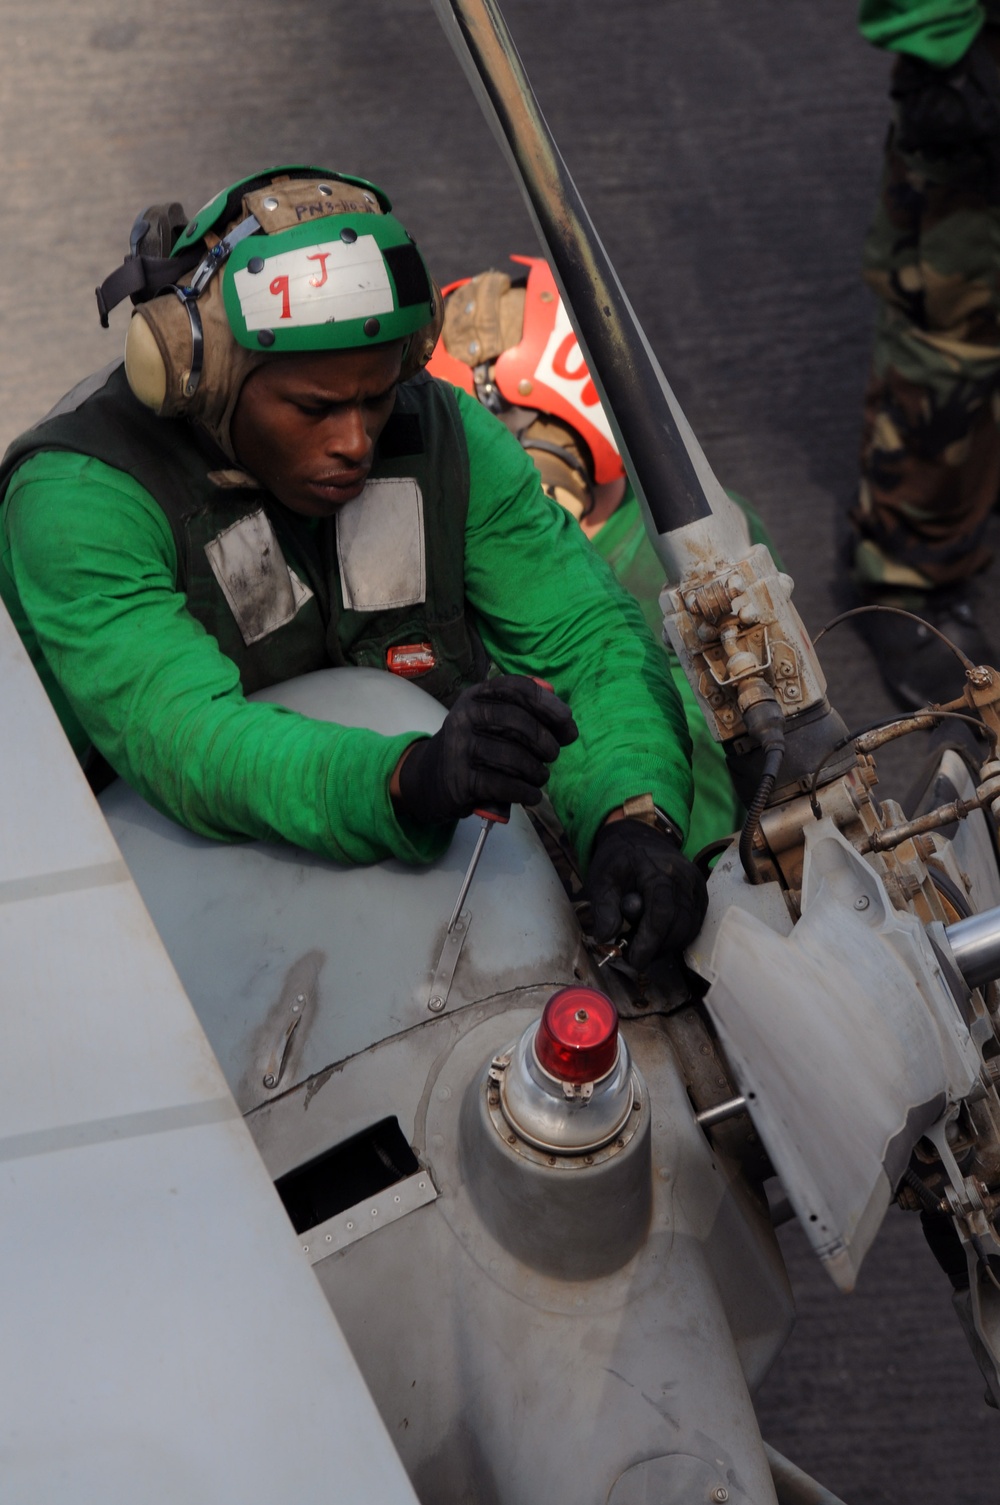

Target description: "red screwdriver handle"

left=474, top=803, right=510, bottom=823
left=472, top=677, right=554, bottom=823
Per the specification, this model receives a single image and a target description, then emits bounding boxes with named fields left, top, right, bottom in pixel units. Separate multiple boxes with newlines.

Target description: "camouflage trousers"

left=853, top=35, right=1000, bottom=593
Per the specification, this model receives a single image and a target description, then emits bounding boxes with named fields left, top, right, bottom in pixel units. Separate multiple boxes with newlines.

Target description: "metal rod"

left=695, top=1095, right=747, bottom=1129
left=859, top=793, right=986, bottom=855
left=428, top=0, right=748, bottom=575
left=945, top=904, right=1000, bottom=989
left=447, top=821, right=491, bottom=933
left=764, top=1443, right=849, bottom=1505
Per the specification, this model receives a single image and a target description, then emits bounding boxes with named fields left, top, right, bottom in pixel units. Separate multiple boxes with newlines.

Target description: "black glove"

left=586, top=819, right=708, bottom=970
left=396, top=675, right=578, bottom=827
left=892, top=33, right=1000, bottom=158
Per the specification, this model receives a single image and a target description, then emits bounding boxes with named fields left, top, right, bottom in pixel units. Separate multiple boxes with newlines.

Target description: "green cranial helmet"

left=183, top=166, right=436, bottom=354
left=101, top=166, right=441, bottom=460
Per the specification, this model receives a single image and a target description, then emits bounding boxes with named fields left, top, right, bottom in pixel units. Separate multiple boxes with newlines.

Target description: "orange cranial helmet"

left=427, top=257, right=624, bottom=517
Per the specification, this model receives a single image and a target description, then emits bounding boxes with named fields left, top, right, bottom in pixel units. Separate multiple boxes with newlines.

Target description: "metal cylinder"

left=944, top=904, right=1000, bottom=989
left=499, top=1021, right=635, bottom=1153
left=764, top=1443, right=848, bottom=1505
left=459, top=1061, right=652, bottom=1280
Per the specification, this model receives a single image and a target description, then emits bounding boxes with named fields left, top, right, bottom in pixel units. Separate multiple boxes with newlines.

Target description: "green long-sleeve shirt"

left=0, top=386, right=692, bottom=869
left=858, top=0, right=995, bottom=66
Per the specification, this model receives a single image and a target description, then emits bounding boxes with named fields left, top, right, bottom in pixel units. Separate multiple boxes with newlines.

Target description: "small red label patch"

left=386, top=642, right=437, bottom=677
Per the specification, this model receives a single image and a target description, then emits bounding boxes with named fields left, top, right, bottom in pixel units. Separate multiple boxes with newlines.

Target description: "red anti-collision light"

left=534, top=987, right=619, bottom=1084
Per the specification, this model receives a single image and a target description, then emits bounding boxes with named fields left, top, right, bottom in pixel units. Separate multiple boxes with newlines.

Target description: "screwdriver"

left=445, top=802, right=509, bottom=933
left=445, top=678, right=553, bottom=934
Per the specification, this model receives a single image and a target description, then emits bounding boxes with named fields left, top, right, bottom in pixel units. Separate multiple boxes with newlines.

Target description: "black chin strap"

left=95, top=249, right=202, bottom=328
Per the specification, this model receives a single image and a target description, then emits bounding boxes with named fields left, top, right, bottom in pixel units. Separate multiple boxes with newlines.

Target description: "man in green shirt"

left=427, top=257, right=778, bottom=860
left=852, top=0, right=1000, bottom=706
left=0, top=167, right=707, bottom=966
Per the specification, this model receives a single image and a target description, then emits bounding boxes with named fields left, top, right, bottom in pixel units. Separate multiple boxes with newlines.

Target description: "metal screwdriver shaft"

left=444, top=677, right=553, bottom=935
left=445, top=809, right=506, bottom=934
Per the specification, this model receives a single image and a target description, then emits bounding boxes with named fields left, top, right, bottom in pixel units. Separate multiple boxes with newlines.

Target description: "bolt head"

left=518, top=378, right=533, bottom=396
left=712, top=1490, right=729, bottom=1504
left=428, top=996, right=445, bottom=1013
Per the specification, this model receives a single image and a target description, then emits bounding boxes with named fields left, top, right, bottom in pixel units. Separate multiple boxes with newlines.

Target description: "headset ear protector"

left=99, top=168, right=443, bottom=422
left=117, top=211, right=265, bottom=418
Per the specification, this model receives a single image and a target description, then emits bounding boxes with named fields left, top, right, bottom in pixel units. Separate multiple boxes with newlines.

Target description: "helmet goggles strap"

left=95, top=211, right=262, bottom=330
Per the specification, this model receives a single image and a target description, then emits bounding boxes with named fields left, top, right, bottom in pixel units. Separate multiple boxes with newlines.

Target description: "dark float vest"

left=0, top=363, right=488, bottom=704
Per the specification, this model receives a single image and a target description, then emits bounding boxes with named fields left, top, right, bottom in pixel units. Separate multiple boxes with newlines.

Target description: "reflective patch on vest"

left=204, top=509, right=314, bottom=646
left=336, top=478, right=426, bottom=611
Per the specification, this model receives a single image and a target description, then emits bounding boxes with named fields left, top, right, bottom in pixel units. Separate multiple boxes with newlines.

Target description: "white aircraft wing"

left=0, top=601, right=419, bottom=1504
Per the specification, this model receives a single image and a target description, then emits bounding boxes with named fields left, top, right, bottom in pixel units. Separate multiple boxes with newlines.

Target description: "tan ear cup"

left=519, top=415, right=595, bottom=518
left=124, top=300, right=198, bottom=416
left=124, top=275, right=267, bottom=460
left=124, top=308, right=169, bottom=413
left=400, top=280, right=445, bottom=381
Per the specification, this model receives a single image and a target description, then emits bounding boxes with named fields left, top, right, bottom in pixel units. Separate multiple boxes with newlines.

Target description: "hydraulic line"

left=739, top=746, right=785, bottom=886
left=738, top=694, right=786, bottom=885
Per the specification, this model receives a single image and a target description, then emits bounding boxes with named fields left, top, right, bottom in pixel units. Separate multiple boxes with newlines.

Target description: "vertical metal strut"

left=429, top=0, right=748, bottom=575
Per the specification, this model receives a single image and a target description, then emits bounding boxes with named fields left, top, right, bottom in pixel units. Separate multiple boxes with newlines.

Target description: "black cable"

left=814, top=602, right=976, bottom=672
left=903, top=1165, right=944, bottom=1215
left=739, top=746, right=784, bottom=885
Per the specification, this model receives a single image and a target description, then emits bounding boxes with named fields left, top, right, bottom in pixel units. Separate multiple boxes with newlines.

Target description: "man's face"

left=230, top=342, right=405, bottom=516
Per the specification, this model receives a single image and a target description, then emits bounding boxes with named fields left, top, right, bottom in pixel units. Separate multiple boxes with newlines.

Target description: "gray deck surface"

left=2, top=1, right=998, bottom=1498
